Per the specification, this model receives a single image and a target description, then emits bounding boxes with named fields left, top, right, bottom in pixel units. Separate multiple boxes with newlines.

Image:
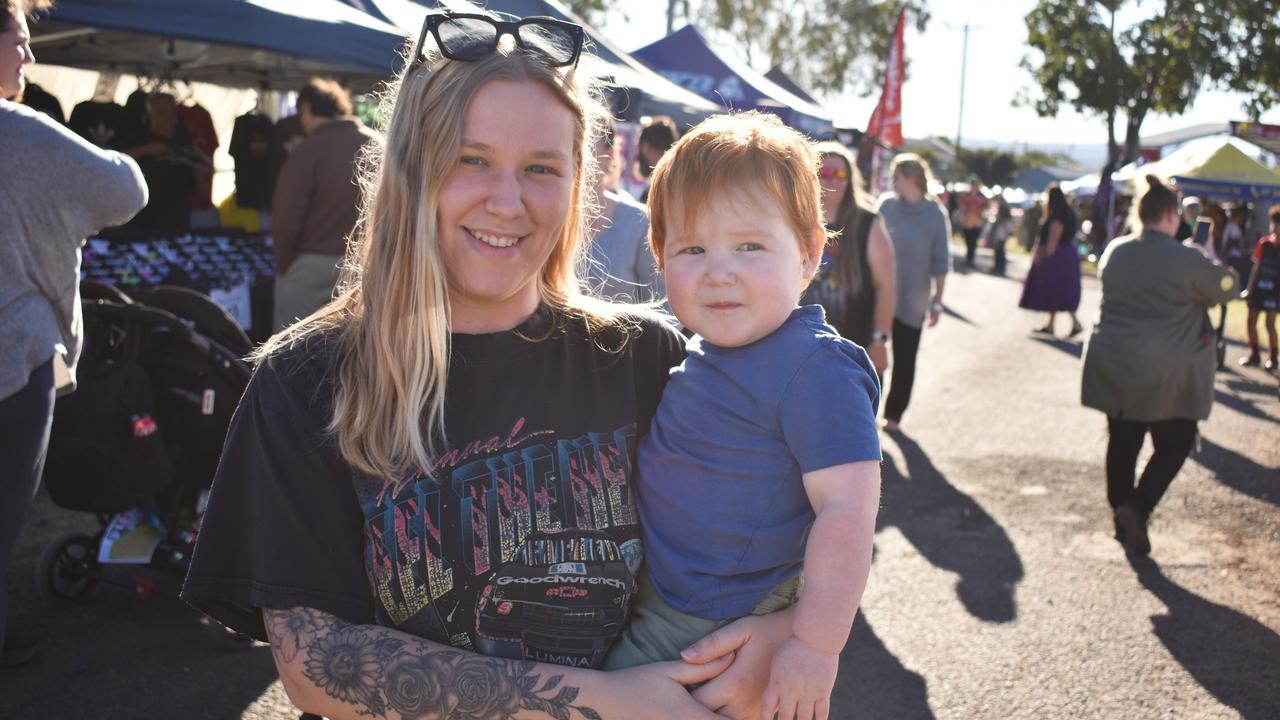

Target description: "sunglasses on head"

left=410, top=11, right=585, bottom=70
left=819, top=167, right=849, bottom=180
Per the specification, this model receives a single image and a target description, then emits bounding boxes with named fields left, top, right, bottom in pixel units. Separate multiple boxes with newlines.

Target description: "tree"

left=1021, top=0, right=1280, bottom=165
left=562, top=0, right=622, bottom=25
left=955, top=148, right=1020, bottom=187
left=698, top=0, right=929, bottom=96
left=953, top=148, right=1071, bottom=187
left=565, top=1, right=928, bottom=98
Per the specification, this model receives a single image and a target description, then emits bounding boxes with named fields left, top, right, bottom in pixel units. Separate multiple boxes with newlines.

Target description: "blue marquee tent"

left=633, top=25, right=834, bottom=136
left=31, top=0, right=407, bottom=90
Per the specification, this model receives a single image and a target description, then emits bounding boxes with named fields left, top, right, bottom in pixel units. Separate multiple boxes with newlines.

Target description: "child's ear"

left=802, top=228, right=824, bottom=279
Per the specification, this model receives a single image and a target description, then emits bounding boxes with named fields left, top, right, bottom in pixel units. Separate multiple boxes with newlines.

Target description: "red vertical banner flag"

left=866, top=9, right=906, bottom=148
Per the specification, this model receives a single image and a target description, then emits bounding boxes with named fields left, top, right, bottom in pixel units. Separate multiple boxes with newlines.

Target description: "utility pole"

left=955, top=23, right=971, bottom=162
left=667, top=0, right=678, bottom=35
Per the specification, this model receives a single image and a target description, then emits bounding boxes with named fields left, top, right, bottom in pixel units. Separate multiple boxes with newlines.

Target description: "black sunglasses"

left=411, top=12, right=585, bottom=70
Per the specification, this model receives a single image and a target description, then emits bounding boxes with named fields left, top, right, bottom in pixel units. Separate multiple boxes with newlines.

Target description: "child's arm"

left=1244, top=261, right=1260, bottom=298
left=762, top=460, right=881, bottom=720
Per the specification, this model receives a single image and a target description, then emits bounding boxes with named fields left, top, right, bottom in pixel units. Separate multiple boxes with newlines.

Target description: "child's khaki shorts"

left=603, top=570, right=802, bottom=670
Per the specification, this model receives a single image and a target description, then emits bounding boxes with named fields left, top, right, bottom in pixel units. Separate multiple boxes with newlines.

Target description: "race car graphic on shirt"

left=475, top=529, right=635, bottom=668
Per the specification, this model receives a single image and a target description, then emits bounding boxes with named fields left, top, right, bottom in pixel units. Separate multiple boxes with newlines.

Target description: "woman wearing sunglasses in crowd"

left=802, top=142, right=896, bottom=376
left=182, top=12, right=792, bottom=720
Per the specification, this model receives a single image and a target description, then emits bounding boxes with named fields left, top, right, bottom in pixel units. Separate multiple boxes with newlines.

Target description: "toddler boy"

left=603, top=112, right=882, bottom=720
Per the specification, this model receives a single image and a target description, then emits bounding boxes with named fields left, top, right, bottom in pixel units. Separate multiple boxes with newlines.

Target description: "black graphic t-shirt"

left=182, top=308, right=684, bottom=669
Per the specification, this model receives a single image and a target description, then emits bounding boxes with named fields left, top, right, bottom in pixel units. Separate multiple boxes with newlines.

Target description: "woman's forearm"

left=264, top=607, right=610, bottom=720
left=868, top=220, right=897, bottom=335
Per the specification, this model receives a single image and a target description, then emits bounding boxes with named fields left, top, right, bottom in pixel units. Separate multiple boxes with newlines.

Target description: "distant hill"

left=961, top=138, right=1108, bottom=171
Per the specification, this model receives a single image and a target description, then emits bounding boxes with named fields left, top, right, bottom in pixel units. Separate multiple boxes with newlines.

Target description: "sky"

left=598, top=0, right=1280, bottom=156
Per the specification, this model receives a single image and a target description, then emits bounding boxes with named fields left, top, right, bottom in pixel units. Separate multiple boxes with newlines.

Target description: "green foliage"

left=953, top=147, right=1073, bottom=187
left=561, top=0, right=618, bottom=24
left=700, top=0, right=929, bottom=96
left=566, top=1, right=929, bottom=98
left=955, top=148, right=1021, bottom=187
left=1021, top=0, right=1280, bottom=162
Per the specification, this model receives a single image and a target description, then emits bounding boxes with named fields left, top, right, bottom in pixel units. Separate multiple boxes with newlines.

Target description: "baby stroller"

left=36, top=281, right=253, bottom=647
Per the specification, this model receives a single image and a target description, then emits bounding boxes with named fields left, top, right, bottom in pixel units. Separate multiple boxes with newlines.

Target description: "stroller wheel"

left=37, top=533, right=100, bottom=603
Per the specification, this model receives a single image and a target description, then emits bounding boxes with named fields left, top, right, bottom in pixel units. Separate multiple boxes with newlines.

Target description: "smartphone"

left=1192, top=219, right=1212, bottom=246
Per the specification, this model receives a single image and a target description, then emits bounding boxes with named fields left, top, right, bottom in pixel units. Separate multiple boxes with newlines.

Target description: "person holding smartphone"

left=1081, top=175, right=1237, bottom=556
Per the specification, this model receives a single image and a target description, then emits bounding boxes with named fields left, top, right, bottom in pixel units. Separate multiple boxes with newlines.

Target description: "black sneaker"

left=0, top=631, right=41, bottom=668
left=1114, top=505, right=1150, bottom=557
left=1239, top=354, right=1261, bottom=367
left=1266, top=357, right=1278, bottom=371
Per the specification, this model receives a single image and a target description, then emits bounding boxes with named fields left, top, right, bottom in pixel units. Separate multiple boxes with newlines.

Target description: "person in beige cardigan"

left=1081, top=175, right=1237, bottom=556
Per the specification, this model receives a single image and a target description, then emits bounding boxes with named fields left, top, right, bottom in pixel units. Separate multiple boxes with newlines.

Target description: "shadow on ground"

left=1191, top=436, right=1279, bottom=507
left=1128, top=556, right=1280, bottom=720
left=942, top=305, right=978, bottom=326
left=833, top=615, right=934, bottom=720
left=1213, top=387, right=1277, bottom=422
left=0, top=564, right=279, bottom=719
left=880, top=432, right=1024, bottom=623
left=1030, top=334, right=1084, bottom=359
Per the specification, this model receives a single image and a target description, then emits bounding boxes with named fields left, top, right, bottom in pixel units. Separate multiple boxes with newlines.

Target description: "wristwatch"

left=870, top=331, right=890, bottom=344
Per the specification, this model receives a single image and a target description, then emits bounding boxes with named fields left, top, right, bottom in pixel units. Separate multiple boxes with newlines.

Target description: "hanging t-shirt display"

left=179, top=103, right=219, bottom=211
left=228, top=113, right=274, bottom=211
left=126, top=132, right=206, bottom=233
left=182, top=311, right=686, bottom=670
left=21, top=82, right=64, bottom=124
left=68, top=100, right=139, bottom=150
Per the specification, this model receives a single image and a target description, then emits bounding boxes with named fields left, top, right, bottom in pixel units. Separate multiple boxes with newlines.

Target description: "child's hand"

left=760, top=634, right=839, bottom=720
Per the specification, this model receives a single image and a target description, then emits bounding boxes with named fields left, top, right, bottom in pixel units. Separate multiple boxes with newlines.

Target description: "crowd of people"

left=3, top=2, right=1275, bottom=718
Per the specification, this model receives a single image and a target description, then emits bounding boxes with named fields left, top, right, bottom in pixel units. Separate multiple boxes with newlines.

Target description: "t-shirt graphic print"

left=359, top=416, right=644, bottom=669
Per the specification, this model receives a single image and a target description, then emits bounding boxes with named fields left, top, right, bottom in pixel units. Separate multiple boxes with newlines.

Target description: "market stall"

left=27, top=0, right=409, bottom=341
left=1119, top=137, right=1280, bottom=203
left=31, top=0, right=406, bottom=90
left=632, top=24, right=834, bottom=136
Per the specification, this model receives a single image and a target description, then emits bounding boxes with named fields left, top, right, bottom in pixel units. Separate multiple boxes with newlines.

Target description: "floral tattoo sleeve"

left=263, top=607, right=603, bottom=720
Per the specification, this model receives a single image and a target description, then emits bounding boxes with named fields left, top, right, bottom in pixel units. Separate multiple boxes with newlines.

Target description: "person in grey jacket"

left=1081, top=175, right=1236, bottom=557
left=585, top=116, right=664, bottom=303
left=877, top=153, right=951, bottom=429
left=0, top=0, right=148, bottom=667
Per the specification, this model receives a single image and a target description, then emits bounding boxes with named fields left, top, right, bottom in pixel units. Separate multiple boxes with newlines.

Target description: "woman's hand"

left=605, top=656, right=736, bottom=720
left=866, top=339, right=888, bottom=374
left=682, top=608, right=796, bottom=719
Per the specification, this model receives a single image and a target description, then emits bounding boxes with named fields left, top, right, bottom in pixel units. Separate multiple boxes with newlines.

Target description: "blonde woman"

left=183, top=11, right=790, bottom=720
left=876, top=153, right=951, bottom=429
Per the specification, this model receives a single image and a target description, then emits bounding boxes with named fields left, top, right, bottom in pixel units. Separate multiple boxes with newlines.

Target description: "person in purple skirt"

left=1020, top=184, right=1084, bottom=337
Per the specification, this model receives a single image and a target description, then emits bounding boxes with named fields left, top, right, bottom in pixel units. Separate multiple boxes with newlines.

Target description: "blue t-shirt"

left=637, top=305, right=882, bottom=620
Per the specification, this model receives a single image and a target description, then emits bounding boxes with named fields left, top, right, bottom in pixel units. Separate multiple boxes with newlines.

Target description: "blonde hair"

left=890, top=152, right=935, bottom=198
left=6, top=0, right=51, bottom=19
left=255, top=40, right=633, bottom=484
left=648, top=112, right=826, bottom=272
